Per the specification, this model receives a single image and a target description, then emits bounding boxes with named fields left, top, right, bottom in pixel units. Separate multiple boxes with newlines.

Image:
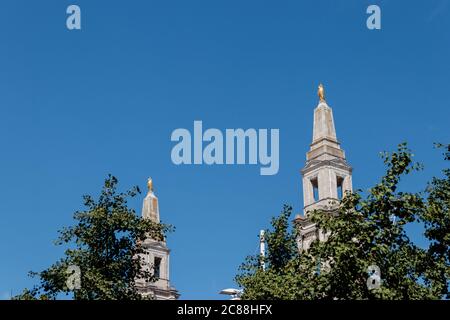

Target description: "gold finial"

left=147, top=177, right=153, bottom=192
left=318, top=83, right=325, bottom=102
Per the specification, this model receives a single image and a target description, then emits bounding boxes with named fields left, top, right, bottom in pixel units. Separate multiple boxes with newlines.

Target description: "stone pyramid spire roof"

left=142, top=177, right=160, bottom=223
left=307, top=84, right=345, bottom=161
left=312, top=101, right=337, bottom=144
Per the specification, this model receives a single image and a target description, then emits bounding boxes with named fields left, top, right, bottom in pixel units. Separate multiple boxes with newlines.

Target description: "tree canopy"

left=236, top=143, right=449, bottom=300
left=15, top=175, right=172, bottom=300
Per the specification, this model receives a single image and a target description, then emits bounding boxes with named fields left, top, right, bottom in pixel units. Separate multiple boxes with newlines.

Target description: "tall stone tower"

left=136, top=178, right=179, bottom=300
left=294, top=84, right=353, bottom=251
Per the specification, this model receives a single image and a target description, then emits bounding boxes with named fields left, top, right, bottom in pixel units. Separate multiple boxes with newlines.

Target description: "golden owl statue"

left=318, top=83, right=325, bottom=102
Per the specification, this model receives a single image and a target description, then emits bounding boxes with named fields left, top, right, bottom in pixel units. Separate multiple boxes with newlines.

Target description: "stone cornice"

left=301, top=158, right=352, bottom=175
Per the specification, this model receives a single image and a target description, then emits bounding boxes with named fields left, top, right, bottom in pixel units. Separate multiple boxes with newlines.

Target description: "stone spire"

left=137, top=177, right=179, bottom=300
left=309, top=84, right=344, bottom=162
left=312, top=100, right=337, bottom=145
left=295, top=85, right=353, bottom=251
left=142, top=177, right=160, bottom=223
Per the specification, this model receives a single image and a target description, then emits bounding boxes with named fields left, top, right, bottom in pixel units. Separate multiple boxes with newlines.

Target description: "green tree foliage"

left=236, top=143, right=449, bottom=299
left=421, top=143, right=450, bottom=298
left=15, top=175, right=172, bottom=300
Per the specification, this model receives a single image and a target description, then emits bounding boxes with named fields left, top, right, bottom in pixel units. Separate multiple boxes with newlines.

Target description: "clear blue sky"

left=0, top=0, right=449, bottom=300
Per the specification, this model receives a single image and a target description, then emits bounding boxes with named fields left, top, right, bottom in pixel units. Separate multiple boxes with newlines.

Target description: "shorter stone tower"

left=136, top=178, right=179, bottom=300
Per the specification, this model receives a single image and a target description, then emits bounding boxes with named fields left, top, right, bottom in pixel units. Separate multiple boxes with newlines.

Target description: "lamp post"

left=219, top=288, right=243, bottom=300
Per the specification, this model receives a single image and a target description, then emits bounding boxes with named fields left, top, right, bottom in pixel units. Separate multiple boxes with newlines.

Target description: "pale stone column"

left=303, top=176, right=314, bottom=206
left=166, top=255, right=170, bottom=283
left=329, top=169, right=338, bottom=199
left=318, top=170, right=330, bottom=199
left=343, top=175, right=353, bottom=193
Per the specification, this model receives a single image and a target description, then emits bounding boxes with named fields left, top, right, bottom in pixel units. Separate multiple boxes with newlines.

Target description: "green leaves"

left=420, top=143, right=450, bottom=299
left=236, top=143, right=450, bottom=300
left=235, top=205, right=301, bottom=300
left=15, top=175, right=172, bottom=300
